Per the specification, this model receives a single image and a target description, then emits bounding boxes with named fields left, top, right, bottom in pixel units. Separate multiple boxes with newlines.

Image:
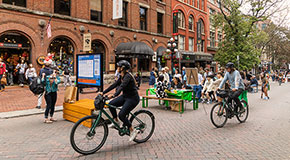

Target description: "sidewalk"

left=0, top=83, right=150, bottom=113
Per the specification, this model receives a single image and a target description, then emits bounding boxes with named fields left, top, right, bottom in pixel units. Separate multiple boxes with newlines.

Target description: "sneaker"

left=129, top=129, right=140, bottom=141
left=108, top=121, right=120, bottom=128
left=35, top=106, right=41, bottom=109
left=239, top=107, right=245, bottom=113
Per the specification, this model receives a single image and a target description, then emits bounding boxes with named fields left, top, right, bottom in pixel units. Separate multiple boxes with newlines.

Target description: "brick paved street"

left=1, top=82, right=290, bottom=159
left=0, top=84, right=149, bottom=112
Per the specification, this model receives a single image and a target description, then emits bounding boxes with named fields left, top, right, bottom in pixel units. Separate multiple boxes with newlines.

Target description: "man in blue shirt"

left=218, top=62, right=245, bottom=113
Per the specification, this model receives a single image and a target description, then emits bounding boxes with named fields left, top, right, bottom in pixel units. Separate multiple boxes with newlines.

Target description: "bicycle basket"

left=217, top=90, right=228, bottom=98
left=94, top=95, right=105, bottom=110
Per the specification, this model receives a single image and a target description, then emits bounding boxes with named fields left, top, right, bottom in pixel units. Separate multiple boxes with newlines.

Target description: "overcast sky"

left=241, top=0, right=290, bottom=28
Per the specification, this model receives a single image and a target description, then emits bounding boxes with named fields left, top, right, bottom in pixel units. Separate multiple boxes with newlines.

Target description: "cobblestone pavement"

left=1, top=82, right=290, bottom=159
left=0, top=84, right=149, bottom=112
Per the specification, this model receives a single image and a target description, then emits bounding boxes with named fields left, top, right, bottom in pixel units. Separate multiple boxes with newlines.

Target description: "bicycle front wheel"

left=236, top=100, right=249, bottom=123
left=130, top=110, right=155, bottom=143
left=210, top=102, right=228, bottom=128
left=70, top=115, right=108, bottom=155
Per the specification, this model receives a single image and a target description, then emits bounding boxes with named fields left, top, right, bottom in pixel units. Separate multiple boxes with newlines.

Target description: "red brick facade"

left=172, top=0, right=208, bottom=53
left=0, top=0, right=172, bottom=74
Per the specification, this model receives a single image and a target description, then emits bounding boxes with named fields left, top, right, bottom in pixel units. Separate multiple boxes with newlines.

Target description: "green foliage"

left=213, top=0, right=273, bottom=70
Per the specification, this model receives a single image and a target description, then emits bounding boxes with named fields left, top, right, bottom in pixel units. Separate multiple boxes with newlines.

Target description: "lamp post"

left=166, top=37, right=178, bottom=75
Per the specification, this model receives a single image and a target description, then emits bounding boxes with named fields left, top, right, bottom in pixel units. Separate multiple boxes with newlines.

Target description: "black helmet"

left=117, top=60, right=131, bottom=70
left=225, top=62, right=234, bottom=69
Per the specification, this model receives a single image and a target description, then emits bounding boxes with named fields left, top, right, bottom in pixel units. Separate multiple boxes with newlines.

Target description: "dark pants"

left=44, top=92, right=57, bottom=118
left=0, top=74, right=4, bottom=90
left=109, top=95, right=140, bottom=128
left=19, top=74, right=25, bottom=84
left=228, top=89, right=244, bottom=111
left=193, top=85, right=202, bottom=100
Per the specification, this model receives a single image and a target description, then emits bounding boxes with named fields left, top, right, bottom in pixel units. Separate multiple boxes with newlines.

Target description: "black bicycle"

left=70, top=95, right=155, bottom=155
left=210, top=90, right=249, bottom=128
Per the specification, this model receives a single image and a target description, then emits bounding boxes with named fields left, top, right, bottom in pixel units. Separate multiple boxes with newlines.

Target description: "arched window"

left=189, top=15, right=194, bottom=31
left=199, top=19, right=205, bottom=34
left=178, top=11, right=185, bottom=29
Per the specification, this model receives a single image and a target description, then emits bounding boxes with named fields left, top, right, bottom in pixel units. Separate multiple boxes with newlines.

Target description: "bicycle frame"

left=89, top=103, right=144, bottom=135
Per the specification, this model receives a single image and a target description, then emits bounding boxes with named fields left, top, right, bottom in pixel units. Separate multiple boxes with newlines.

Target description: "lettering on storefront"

left=196, top=55, right=212, bottom=61
left=0, top=43, right=22, bottom=48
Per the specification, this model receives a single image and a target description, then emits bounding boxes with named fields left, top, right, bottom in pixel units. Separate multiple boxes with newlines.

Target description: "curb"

left=0, top=106, right=63, bottom=119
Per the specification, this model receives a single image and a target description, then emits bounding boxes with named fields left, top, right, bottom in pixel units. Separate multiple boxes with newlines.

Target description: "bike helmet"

left=225, top=62, right=234, bottom=69
left=117, top=60, right=131, bottom=70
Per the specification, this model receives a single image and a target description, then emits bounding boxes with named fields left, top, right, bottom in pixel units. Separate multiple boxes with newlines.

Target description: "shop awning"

left=180, top=51, right=213, bottom=62
left=115, top=42, right=154, bottom=58
left=156, top=46, right=166, bottom=56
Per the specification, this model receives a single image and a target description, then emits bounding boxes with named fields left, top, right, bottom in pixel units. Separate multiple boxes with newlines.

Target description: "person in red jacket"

left=0, top=58, right=7, bottom=92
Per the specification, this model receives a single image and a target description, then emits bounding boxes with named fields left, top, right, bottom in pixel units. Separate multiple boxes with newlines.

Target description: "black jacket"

left=103, top=72, right=139, bottom=98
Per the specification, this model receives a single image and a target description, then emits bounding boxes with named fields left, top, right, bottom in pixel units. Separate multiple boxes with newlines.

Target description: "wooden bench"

left=142, top=95, right=185, bottom=114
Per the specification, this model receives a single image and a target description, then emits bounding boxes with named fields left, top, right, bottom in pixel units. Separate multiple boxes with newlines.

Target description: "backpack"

left=29, top=77, right=45, bottom=95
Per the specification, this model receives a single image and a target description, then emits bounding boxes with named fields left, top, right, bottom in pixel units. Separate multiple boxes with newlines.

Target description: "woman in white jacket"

left=211, top=72, right=224, bottom=102
left=201, top=75, right=214, bottom=103
left=25, top=64, right=37, bottom=84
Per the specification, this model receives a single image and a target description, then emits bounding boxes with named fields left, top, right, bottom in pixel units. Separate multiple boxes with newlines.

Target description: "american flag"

left=46, top=17, right=52, bottom=38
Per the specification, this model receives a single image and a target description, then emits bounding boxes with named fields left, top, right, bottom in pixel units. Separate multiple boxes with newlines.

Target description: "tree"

left=214, top=0, right=285, bottom=70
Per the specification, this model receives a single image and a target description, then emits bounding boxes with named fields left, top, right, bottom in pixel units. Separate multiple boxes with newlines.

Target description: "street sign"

left=113, top=0, right=123, bottom=19
left=76, top=53, right=103, bottom=87
left=152, top=52, right=157, bottom=62
left=83, top=33, right=91, bottom=52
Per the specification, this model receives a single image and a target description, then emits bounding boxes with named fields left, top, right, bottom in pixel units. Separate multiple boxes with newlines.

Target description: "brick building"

left=171, top=0, right=213, bottom=69
left=0, top=0, right=172, bottom=80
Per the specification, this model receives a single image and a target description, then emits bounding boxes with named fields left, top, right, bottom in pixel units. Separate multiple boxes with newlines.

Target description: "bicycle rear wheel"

left=236, top=100, right=249, bottom=123
left=70, top=115, right=108, bottom=155
left=129, top=110, right=155, bottom=143
left=210, top=102, right=228, bottom=128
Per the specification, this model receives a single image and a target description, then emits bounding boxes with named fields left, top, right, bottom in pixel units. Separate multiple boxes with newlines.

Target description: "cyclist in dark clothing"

left=100, top=60, right=140, bottom=141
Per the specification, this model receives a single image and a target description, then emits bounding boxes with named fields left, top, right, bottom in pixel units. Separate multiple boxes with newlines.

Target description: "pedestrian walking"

left=42, top=73, right=60, bottom=123
left=149, top=68, right=157, bottom=88
left=36, top=61, right=53, bottom=109
left=63, top=65, right=72, bottom=87
left=16, top=60, right=27, bottom=87
left=25, top=64, right=37, bottom=84
left=0, top=58, right=7, bottom=92
left=261, top=74, right=270, bottom=100
left=7, top=61, right=14, bottom=86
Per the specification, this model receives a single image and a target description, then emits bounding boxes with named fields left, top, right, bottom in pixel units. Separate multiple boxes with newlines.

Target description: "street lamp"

left=167, top=37, right=178, bottom=75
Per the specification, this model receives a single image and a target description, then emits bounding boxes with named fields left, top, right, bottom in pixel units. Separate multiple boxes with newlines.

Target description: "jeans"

left=7, top=72, right=13, bottom=85
left=44, top=92, right=57, bottom=118
left=64, top=75, right=72, bottom=87
left=18, top=74, right=25, bottom=84
left=109, top=95, right=139, bottom=128
left=228, top=89, right=244, bottom=111
left=193, top=85, right=202, bottom=100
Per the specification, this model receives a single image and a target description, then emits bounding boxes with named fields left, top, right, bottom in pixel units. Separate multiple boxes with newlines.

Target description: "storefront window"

left=54, top=0, right=71, bottom=16
left=91, top=0, right=102, bottom=22
left=48, top=37, right=74, bottom=74
left=3, top=0, right=26, bottom=7
left=92, top=40, right=106, bottom=73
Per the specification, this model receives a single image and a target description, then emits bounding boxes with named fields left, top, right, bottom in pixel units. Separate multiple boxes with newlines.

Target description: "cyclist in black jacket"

left=99, top=60, right=140, bottom=141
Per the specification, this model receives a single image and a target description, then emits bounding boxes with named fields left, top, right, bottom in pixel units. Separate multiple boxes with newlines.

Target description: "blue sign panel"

left=77, top=54, right=102, bottom=87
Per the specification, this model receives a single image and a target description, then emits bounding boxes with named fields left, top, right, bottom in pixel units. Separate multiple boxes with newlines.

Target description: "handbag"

left=1, top=76, right=7, bottom=85
left=64, top=86, right=77, bottom=103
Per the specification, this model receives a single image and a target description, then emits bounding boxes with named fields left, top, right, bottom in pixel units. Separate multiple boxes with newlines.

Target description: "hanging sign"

left=113, top=0, right=123, bottom=20
left=83, top=33, right=91, bottom=52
